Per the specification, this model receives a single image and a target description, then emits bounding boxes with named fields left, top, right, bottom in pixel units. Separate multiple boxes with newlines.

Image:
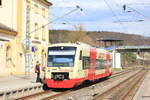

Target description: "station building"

left=0, top=0, right=52, bottom=75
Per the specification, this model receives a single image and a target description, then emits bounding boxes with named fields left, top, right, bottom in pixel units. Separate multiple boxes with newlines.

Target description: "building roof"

left=38, top=0, right=53, bottom=6
left=0, top=23, right=17, bottom=36
left=98, top=37, right=124, bottom=42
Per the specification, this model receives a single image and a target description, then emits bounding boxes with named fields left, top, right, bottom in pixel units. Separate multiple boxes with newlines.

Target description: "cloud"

left=48, top=0, right=150, bottom=37
left=50, top=0, right=108, bottom=11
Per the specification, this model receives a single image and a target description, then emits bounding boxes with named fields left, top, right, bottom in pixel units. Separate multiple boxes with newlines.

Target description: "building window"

left=34, top=4, right=38, bottom=14
left=34, top=23, right=39, bottom=39
left=6, top=45, right=12, bottom=68
left=42, top=49, right=46, bottom=68
left=26, top=0, right=31, bottom=3
left=42, top=8, right=46, bottom=17
left=0, top=0, right=2, bottom=6
left=6, top=46, right=10, bottom=61
left=42, top=26, right=46, bottom=41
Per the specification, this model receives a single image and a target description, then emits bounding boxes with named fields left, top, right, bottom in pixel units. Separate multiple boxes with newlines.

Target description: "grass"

left=111, top=68, right=122, bottom=72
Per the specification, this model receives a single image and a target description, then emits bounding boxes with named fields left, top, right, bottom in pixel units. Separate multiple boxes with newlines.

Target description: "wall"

left=0, top=0, right=17, bottom=31
left=112, top=51, right=121, bottom=68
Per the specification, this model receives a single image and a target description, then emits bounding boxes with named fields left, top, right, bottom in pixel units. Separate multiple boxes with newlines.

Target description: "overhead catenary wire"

left=124, top=5, right=150, bottom=21
left=51, top=12, right=82, bottom=30
left=112, top=0, right=133, bottom=22
left=113, top=0, right=123, bottom=12
left=103, top=0, right=127, bottom=32
left=52, top=13, right=77, bottom=25
left=114, top=2, right=146, bottom=23
left=126, top=3, right=150, bottom=6
left=28, top=6, right=82, bottom=34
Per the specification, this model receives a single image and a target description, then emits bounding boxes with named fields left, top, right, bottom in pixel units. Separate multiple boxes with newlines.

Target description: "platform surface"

left=133, top=70, right=150, bottom=100
left=0, top=73, right=44, bottom=100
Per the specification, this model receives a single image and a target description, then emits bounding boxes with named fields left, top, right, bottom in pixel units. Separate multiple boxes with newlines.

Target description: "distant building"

left=96, top=37, right=124, bottom=68
left=96, top=37, right=124, bottom=49
left=0, top=0, right=52, bottom=75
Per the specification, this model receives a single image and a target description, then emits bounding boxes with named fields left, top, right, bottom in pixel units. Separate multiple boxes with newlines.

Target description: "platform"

left=0, top=74, right=44, bottom=100
left=133, top=70, right=150, bottom=100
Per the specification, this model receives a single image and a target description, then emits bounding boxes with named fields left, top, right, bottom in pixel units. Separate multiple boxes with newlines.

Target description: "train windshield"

left=47, top=46, right=76, bottom=67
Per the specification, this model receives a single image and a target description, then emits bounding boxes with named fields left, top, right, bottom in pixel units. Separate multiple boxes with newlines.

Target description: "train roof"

left=48, top=43, right=110, bottom=53
left=48, top=43, right=91, bottom=48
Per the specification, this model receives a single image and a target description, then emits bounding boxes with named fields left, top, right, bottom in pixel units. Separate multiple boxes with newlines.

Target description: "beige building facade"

left=0, top=0, right=52, bottom=75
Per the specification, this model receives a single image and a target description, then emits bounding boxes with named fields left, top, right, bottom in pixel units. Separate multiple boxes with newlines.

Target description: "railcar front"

left=45, top=44, right=85, bottom=88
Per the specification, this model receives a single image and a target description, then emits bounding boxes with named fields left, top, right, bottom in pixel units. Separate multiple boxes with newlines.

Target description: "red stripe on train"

left=45, top=72, right=111, bottom=88
left=88, top=48, right=96, bottom=80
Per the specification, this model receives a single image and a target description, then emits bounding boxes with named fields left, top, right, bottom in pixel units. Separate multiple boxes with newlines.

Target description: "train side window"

left=79, top=50, right=82, bottom=60
left=96, top=59, right=106, bottom=69
left=96, top=60, right=101, bottom=69
left=100, top=60, right=106, bottom=69
left=83, top=56, right=90, bottom=69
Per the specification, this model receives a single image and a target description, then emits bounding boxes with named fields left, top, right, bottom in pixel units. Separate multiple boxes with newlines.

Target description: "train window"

left=96, top=59, right=106, bottom=69
left=79, top=50, right=82, bottom=60
left=96, top=60, right=101, bottom=69
left=47, top=55, right=75, bottom=67
left=83, top=56, right=90, bottom=69
left=47, top=46, right=76, bottom=67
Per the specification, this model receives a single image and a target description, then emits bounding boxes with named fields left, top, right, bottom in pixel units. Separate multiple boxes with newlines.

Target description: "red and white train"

left=45, top=43, right=112, bottom=88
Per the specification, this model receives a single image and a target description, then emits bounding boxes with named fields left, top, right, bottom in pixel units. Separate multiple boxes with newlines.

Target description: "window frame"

left=47, top=55, right=75, bottom=67
left=42, top=8, right=46, bottom=17
left=34, top=23, right=39, bottom=39
left=96, top=59, right=106, bottom=69
left=42, top=25, right=46, bottom=40
left=82, top=56, right=90, bottom=69
left=34, top=4, right=38, bottom=14
left=79, top=50, right=82, bottom=60
left=0, top=0, right=2, bottom=6
left=47, top=46, right=77, bottom=67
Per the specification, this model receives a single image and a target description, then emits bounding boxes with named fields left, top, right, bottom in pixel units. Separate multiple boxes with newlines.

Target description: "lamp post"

left=25, top=3, right=31, bottom=78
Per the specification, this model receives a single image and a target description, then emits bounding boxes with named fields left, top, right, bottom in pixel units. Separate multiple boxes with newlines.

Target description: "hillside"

left=49, top=30, right=150, bottom=46
left=87, top=31, right=150, bottom=46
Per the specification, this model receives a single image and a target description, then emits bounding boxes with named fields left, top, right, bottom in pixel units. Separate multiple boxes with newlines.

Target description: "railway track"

left=92, top=70, right=148, bottom=100
left=16, top=89, right=71, bottom=100
left=41, top=90, right=71, bottom=100
left=16, top=90, right=52, bottom=100
left=110, top=69, right=133, bottom=78
left=15, top=69, right=140, bottom=100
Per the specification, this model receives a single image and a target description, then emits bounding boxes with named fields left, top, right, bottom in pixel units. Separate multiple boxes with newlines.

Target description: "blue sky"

left=48, top=0, right=150, bottom=37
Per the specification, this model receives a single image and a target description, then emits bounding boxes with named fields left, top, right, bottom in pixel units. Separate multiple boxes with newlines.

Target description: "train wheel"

left=43, top=83, right=49, bottom=90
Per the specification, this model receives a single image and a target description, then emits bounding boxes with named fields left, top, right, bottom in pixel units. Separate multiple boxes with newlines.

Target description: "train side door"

left=88, top=48, right=96, bottom=80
